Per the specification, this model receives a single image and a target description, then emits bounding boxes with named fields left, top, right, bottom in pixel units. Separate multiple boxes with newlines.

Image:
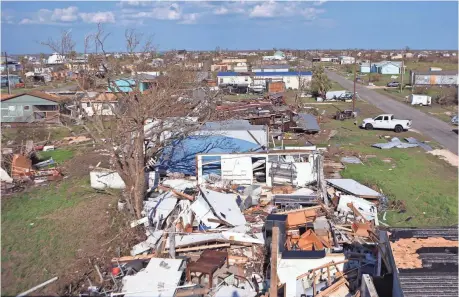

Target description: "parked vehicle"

left=408, top=94, right=432, bottom=106
left=452, top=115, right=458, bottom=126
left=387, top=81, right=400, bottom=88
left=361, top=114, right=412, bottom=133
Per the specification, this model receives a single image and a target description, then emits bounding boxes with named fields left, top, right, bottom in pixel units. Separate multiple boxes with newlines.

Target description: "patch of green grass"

left=319, top=109, right=457, bottom=227
left=340, top=149, right=458, bottom=227
left=37, top=149, right=74, bottom=163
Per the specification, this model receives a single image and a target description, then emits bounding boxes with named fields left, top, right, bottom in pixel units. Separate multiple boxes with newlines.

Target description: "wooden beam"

left=316, top=278, right=348, bottom=297
left=297, top=260, right=349, bottom=280
left=276, top=205, right=322, bottom=215
left=174, top=243, right=230, bottom=253
left=269, top=226, right=279, bottom=297
left=111, top=254, right=155, bottom=263
left=158, top=185, right=194, bottom=201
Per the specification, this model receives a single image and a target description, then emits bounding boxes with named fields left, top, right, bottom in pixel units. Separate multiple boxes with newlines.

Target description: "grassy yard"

left=1, top=126, right=87, bottom=144
left=405, top=60, right=458, bottom=72
left=304, top=100, right=458, bottom=227
left=1, top=150, right=132, bottom=296
left=37, top=149, right=75, bottom=163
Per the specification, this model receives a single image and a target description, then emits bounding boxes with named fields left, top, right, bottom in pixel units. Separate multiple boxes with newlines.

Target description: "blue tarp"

left=159, top=135, right=262, bottom=175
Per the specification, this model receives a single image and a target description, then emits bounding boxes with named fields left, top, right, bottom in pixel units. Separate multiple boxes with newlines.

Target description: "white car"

left=361, top=114, right=412, bottom=133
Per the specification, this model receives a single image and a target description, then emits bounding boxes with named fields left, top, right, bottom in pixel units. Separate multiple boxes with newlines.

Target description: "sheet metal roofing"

left=295, top=114, right=320, bottom=132
left=217, top=71, right=312, bottom=77
left=326, top=179, right=381, bottom=197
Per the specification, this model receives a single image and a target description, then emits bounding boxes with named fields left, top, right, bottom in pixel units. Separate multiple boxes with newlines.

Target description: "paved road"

left=326, top=70, right=458, bottom=154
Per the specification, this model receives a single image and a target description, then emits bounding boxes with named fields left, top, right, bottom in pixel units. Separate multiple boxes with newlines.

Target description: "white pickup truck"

left=361, top=114, right=412, bottom=133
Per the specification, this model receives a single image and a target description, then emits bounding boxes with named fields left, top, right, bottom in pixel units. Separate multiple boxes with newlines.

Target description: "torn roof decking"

left=326, top=179, right=381, bottom=198
left=199, top=188, right=247, bottom=227
left=389, top=227, right=459, bottom=297
left=121, top=257, right=185, bottom=297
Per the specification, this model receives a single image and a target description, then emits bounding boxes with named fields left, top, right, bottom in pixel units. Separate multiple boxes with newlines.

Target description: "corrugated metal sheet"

left=294, top=114, right=320, bottom=132
left=326, top=179, right=381, bottom=197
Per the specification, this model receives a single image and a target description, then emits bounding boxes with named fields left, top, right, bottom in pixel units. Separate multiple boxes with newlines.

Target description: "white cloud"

left=249, top=2, right=324, bottom=20
left=79, top=12, right=116, bottom=23
left=213, top=7, right=229, bottom=15
left=313, top=0, right=328, bottom=6
left=19, top=6, right=78, bottom=24
left=1, top=11, right=14, bottom=24
left=179, top=13, right=199, bottom=24
left=52, top=6, right=79, bottom=22
left=301, top=8, right=325, bottom=20
left=249, top=1, right=277, bottom=18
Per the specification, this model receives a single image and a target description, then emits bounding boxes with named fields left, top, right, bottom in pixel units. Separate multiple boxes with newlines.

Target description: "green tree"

left=310, top=65, right=332, bottom=98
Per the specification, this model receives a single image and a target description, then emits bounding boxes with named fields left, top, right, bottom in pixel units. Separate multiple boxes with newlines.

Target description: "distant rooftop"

left=218, top=71, right=312, bottom=77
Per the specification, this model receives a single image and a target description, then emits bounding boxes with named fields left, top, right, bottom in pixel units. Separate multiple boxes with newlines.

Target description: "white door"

left=373, top=116, right=384, bottom=128
left=381, top=116, right=392, bottom=129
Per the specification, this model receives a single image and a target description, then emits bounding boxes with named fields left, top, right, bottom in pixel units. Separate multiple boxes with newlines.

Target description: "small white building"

left=404, top=53, right=414, bottom=58
left=233, top=62, right=249, bottom=72
left=339, top=56, right=355, bottom=65
left=262, top=51, right=286, bottom=61
left=391, top=54, right=403, bottom=60
left=217, top=71, right=312, bottom=90
left=47, top=53, right=65, bottom=65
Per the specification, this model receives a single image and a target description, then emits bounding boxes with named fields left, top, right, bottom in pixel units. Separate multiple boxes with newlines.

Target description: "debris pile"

left=81, top=147, right=391, bottom=297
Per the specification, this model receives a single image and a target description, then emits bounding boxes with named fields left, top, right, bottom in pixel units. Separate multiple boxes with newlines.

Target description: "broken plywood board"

left=199, top=187, right=247, bottom=227
left=121, top=258, right=184, bottom=297
left=326, top=179, right=381, bottom=198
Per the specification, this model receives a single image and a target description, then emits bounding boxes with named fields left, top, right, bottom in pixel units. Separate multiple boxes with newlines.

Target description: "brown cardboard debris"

left=11, top=154, right=32, bottom=178
left=391, top=237, right=458, bottom=269
left=63, top=136, right=92, bottom=144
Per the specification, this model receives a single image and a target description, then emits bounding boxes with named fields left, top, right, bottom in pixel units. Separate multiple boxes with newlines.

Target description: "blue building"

left=360, top=61, right=404, bottom=75
left=107, top=74, right=157, bottom=93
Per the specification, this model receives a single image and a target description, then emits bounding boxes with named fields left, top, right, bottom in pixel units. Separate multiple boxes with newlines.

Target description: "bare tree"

left=43, top=24, right=220, bottom=218
left=41, top=29, right=76, bottom=82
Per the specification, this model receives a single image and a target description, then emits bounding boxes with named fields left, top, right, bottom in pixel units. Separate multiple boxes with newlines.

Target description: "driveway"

left=326, top=70, right=458, bottom=154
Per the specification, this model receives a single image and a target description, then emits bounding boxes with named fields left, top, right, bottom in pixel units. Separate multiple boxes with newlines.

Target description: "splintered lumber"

left=228, top=255, right=249, bottom=264
left=175, top=288, right=210, bottom=297
left=111, top=254, right=156, bottom=263
left=158, top=185, right=194, bottom=201
left=173, top=243, right=230, bottom=253
left=277, top=205, right=323, bottom=215
left=269, top=227, right=279, bottom=297
left=16, top=277, right=59, bottom=297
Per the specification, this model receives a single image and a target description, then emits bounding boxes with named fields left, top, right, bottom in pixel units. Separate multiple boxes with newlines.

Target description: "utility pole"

left=5, top=52, right=11, bottom=94
left=353, top=51, right=356, bottom=112
left=400, top=57, right=404, bottom=93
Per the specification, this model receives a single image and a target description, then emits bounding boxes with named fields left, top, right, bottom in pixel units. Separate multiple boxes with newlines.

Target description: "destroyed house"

left=1, top=91, right=65, bottom=124
left=196, top=150, right=320, bottom=187
left=382, top=227, right=458, bottom=297
left=147, top=120, right=268, bottom=175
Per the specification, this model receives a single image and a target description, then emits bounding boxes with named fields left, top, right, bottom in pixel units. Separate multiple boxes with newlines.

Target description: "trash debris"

left=340, top=156, right=363, bottom=164
left=372, top=137, right=418, bottom=149
left=405, top=137, right=433, bottom=151
left=90, top=168, right=126, bottom=190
